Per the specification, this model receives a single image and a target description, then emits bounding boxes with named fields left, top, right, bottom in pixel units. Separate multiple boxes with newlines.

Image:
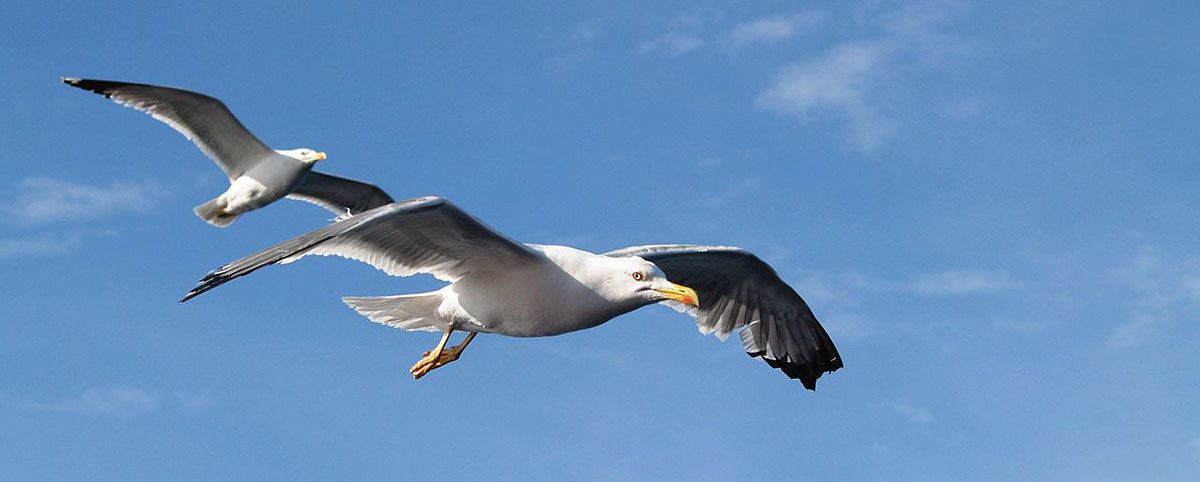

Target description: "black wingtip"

left=60, top=77, right=119, bottom=98
left=179, top=270, right=224, bottom=303
left=750, top=351, right=843, bottom=391
left=180, top=285, right=203, bottom=303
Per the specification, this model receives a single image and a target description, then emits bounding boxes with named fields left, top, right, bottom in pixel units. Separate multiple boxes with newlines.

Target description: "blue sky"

left=2, top=1, right=1199, bottom=480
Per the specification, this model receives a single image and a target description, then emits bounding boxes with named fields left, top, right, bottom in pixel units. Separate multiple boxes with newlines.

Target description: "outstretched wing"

left=287, top=171, right=395, bottom=215
left=182, top=196, right=542, bottom=301
left=63, top=77, right=273, bottom=179
left=606, top=244, right=842, bottom=390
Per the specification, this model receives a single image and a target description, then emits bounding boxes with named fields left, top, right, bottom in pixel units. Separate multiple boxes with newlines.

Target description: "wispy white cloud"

left=633, top=8, right=721, bottom=57
left=1108, top=314, right=1160, bottom=349
left=636, top=9, right=824, bottom=55
left=0, top=234, right=83, bottom=258
left=756, top=41, right=898, bottom=153
left=800, top=268, right=1019, bottom=298
left=702, top=176, right=763, bottom=208
left=1107, top=247, right=1200, bottom=349
left=0, top=229, right=120, bottom=259
left=755, top=1, right=969, bottom=153
left=992, top=317, right=1055, bottom=334
left=3, top=387, right=160, bottom=418
left=820, top=311, right=875, bottom=342
left=173, top=389, right=217, bottom=413
left=551, top=21, right=605, bottom=74
left=727, top=12, right=825, bottom=48
left=787, top=267, right=1019, bottom=343
left=635, top=34, right=706, bottom=56
left=879, top=401, right=934, bottom=424
left=908, top=270, right=1020, bottom=296
left=0, top=229, right=120, bottom=260
left=878, top=0, right=971, bottom=61
left=631, top=3, right=967, bottom=151
left=570, top=22, right=600, bottom=43
left=0, top=177, right=160, bottom=258
left=0, top=386, right=215, bottom=418
left=799, top=243, right=1197, bottom=349
left=2, top=177, right=166, bottom=225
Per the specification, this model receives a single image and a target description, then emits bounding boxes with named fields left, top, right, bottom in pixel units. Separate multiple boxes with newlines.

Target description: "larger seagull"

left=182, top=197, right=842, bottom=389
left=63, top=78, right=394, bottom=226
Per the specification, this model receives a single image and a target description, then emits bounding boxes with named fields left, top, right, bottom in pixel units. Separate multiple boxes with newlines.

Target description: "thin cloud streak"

left=0, top=386, right=216, bottom=418
left=2, top=177, right=167, bottom=225
left=636, top=10, right=825, bottom=55
left=801, top=268, right=1020, bottom=298
left=550, top=20, right=604, bottom=75
left=635, top=34, right=705, bottom=56
left=633, top=7, right=720, bottom=56
left=2, top=387, right=161, bottom=418
left=909, top=270, right=1020, bottom=296
left=0, top=234, right=83, bottom=258
left=727, top=12, right=825, bottom=48
left=879, top=400, right=934, bottom=424
left=0, top=229, right=119, bottom=260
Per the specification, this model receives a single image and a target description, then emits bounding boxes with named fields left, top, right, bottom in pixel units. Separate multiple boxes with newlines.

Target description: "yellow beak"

left=655, top=282, right=699, bottom=306
left=313, top=151, right=328, bottom=161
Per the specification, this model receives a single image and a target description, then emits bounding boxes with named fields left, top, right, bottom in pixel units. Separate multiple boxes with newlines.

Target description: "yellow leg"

left=410, top=327, right=453, bottom=380
left=419, top=331, right=477, bottom=366
left=440, top=332, right=476, bottom=361
left=454, top=332, right=477, bottom=353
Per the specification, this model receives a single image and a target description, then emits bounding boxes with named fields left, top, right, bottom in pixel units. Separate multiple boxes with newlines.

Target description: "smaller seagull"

left=62, top=78, right=394, bottom=227
left=182, top=197, right=843, bottom=390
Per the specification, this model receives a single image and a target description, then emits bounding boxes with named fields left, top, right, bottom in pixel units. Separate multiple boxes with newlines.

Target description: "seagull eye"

left=631, top=272, right=644, bottom=281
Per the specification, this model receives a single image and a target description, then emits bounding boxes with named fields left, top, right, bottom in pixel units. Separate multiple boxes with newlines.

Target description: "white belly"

left=221, top=176, right=271, bottom=213
left=444, top=266, right=636, bottom=337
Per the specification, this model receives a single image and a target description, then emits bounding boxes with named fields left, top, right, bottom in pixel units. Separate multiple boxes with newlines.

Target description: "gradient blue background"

left=2, top=1, right=1198, bottom=480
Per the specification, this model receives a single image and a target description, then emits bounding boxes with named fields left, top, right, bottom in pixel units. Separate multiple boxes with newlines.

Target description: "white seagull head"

left=278, top=148, right=328, bottom=165
left=598, top=256, right=699, bottom=308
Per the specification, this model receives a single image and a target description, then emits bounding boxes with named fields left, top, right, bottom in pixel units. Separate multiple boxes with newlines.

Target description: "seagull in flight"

left=182, top=197, right=843, bottom=389
left=63, top=78, right=393, bottom=227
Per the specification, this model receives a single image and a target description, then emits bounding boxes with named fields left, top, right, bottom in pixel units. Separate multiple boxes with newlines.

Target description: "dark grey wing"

left=606, top=244, right=842, bottom=390
left=182, top=196, right=542, bottom=302
left=63, top=77, right=273, bottom=179
left=286, top=171, right=395, bottom=215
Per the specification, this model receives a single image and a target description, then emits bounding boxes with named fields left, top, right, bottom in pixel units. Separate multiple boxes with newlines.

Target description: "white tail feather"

left=193, top=197, right=239, bottom=228
left=343, top=292, right=444, bottom=331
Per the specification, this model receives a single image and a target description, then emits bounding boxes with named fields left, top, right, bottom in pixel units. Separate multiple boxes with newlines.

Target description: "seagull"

left=182, top=197, right=843, bottom=389
left=62, top=78, right=394, bottom=227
